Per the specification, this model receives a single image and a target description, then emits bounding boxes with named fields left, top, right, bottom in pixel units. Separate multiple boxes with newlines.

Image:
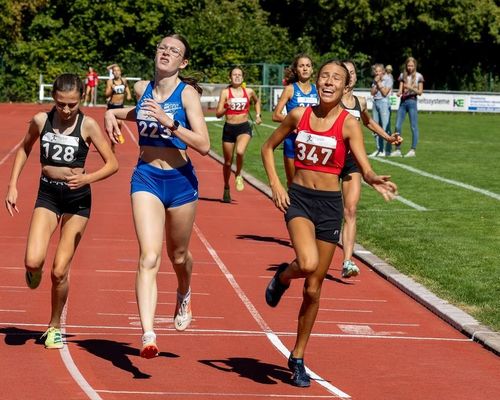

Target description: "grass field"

left=205, top=110, right=500, bottom=332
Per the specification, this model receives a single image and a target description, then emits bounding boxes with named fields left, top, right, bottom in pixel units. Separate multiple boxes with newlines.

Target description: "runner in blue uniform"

left=104, top=34, right=210, bottom=359
left=272, top=54, right=318, bottom=185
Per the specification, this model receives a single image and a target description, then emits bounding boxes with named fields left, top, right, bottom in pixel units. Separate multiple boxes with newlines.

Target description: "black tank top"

left=341, top=95, right=362, bottom=121
left=39, top=108, right=89, bottom=168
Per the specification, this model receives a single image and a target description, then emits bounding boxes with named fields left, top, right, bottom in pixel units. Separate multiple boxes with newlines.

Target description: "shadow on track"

left=70, top=338, right=179, bottom=379
left=0, top=326, right=52, bottom=346
left=199, top=357, right=293, bottom=385
left=237, top=234, right=292, bottom=248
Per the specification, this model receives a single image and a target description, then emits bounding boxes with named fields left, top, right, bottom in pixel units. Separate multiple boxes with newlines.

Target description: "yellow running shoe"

left=41, top=327, right=63, bottom=349
left=235, top=176, right=244, bottom=191
left=25, top=268, right=42, bottom=289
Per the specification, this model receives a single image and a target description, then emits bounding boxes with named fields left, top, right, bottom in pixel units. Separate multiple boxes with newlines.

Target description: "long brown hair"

left=283, top=53, right=313, bottom=85
left=52, top=73, right=84, bottom=97
left=159, top=33, right=203, bottom=95
left=403, top=57, right=418, bottom=85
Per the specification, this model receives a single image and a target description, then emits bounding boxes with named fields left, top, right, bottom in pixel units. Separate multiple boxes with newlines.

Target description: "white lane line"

left=59, top=304, right=102, bottom=400
left=0, top=309, right=25, bottom=313
left=261, top=123, right=278, bottom=130
left=0, top=322, right=469, bottom=341
left=121, top=122, right=138, bottom=145
left=395, top=195, right=428, bottom=211
left=361, top=180, right=427, bottom=211
left=0, top=285, right=27, bottom=289
left=319, top=309, right=373, bottom=313
left=0, top=139, right=23, bottom=166
left=193, top=224, right=351, bottom=399
left=96, top=390, right=335, bottom=398
left=371, top=157, right=500, bottom=201
left=317, top=321, right=420, bottom=327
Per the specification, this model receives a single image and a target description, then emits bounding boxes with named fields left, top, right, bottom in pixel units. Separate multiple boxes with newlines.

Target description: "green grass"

left=206, top=111, right=500, bottom=332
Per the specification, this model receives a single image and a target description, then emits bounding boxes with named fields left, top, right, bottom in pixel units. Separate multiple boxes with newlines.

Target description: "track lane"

left=1, top=104, right=499, bottom=400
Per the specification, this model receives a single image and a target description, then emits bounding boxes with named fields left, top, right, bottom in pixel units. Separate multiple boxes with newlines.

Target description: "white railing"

left=39, top=76, right=500, bottom=113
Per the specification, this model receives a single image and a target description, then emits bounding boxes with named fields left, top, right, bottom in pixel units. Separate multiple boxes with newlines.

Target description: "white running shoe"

left=378, top=152, right=386, bottom=157
left=140, top=331, right=158, bottom=359
left=342, top=260, right=360, bottom=278
left=405, top=149, right=416, bottom=157
left=174, top=289, right=192, bottom=331
left=369, top=150, right=380, bottom=157
left=390, top=149, right=402, bottom=157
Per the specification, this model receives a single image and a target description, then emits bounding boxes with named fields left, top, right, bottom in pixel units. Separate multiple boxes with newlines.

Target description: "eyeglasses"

left=156, top=45, right=183, bottom=58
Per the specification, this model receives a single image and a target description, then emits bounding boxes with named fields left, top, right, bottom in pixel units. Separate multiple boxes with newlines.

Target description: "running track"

left=1, top=104, right=499, bottom=400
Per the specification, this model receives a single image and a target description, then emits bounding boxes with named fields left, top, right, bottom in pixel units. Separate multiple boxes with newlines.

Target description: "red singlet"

left=225, top=87, right=250, bottom=115
left=294, top=107, right=349, bottom=175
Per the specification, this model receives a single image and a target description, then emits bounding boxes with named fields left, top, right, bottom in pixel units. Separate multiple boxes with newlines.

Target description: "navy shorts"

left=130, top=159, right=198, bottom=208
left=285, top=183, right=343, bottom=244
left=222, top=121, right=252, bottom=143
left=340, top=152, right=360, bottom=179
left=283, top=132, right=297, bottom=159
left=35, top=175, right=91, bottom=218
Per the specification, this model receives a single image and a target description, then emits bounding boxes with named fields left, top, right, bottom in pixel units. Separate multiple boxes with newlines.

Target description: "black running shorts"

left=222, top=121, right=252, bottom=143
left=285, top=183, right=342, bottom=244
left=35, top=175, right=91, bottom=218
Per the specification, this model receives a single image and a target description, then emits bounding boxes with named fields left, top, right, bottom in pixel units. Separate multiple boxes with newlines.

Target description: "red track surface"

left=1, top=104, right=499, bottom=399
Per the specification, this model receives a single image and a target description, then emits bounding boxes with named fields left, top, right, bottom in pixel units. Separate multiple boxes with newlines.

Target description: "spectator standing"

left=392, top=57, right=424, bottom=157
left=369, top=63, right=393, bottom=156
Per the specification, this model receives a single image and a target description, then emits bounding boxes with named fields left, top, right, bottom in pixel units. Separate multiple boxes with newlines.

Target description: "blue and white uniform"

left=131, top=81, right=198, bottom=208
left=283, top=82, right=318, bottom=159
left=136, top=81, right=190, bottom=150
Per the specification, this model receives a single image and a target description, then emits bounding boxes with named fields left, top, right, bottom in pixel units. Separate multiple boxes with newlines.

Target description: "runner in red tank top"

left=216, top=67, right=261, bottom=203
left=261, top=60, right=398, bottom=388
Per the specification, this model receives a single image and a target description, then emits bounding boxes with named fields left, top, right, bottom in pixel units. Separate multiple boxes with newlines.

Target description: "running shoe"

left=235, top=175, right=245, bottom=191
left=288, top=355, right=311, bottom=387
left=174, top=289, right=192, bottom=331
left=341, top=260, right=360, bottom=278
left=368, top=150, right=380, bottom=157
left=390, top=149, right=402, bottom=157
left=41, top=327, right=63, bottom=349
left=140, top=331, right=159, bottom=359
left=223, top=188, right=231, bottom=203
left=25, top=268, right=42, bottom=289
left=265, top=263, right=290, bottom=307
left=405, top=149, right=416, bottom=157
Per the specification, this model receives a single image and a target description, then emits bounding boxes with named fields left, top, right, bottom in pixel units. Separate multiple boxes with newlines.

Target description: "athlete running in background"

left=105, top=34, right=210, bottom=359
left=5, top=73, right=118, bottom=349
left=83, top=66, right=99, bottom=106
left=339, top=60, right=402, bottom=278
left=272, top=54, right=318, bottom=186
left=105, top=64, right=132, bottom=151
left=215, top=67, right=261, bottom=203
left=261, top=60, right=397, bottom=387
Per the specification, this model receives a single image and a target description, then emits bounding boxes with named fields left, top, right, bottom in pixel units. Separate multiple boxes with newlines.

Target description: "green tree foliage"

left=0, top=0, right=498, bottom=102
left=178, top=0, right=294, bottom=83
left=260, top=0, right=500, bottom=90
